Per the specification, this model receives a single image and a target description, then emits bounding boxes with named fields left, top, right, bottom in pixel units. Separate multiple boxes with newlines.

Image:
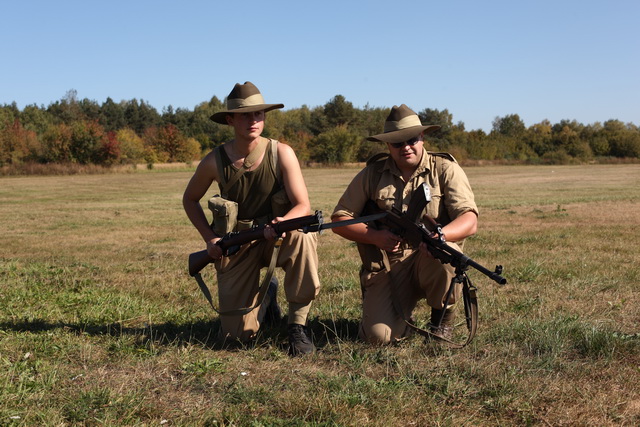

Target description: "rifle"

left=362, top=183, right=506, bottom=347
left=187, top=209, right=387, bottom=316
left=188, top=210, right=387, bottom=277
left=364, top=183, right=506, bottom=285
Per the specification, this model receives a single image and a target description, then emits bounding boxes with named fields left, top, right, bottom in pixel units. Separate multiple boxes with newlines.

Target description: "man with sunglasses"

left=330, top=104, right=478, bottom=344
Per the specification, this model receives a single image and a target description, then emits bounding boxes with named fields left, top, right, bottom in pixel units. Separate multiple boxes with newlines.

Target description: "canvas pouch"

left=271, top=187, right=292, bottom=218
left=208, top=195, right=238, bottom=236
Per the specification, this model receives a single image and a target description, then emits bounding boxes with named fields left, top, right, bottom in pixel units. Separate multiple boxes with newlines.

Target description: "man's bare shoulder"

left=276, top=141, right=299, bottom=163
left=200, top=148, right=218, bottom=164
left=194, top=147, right=223, bottom=179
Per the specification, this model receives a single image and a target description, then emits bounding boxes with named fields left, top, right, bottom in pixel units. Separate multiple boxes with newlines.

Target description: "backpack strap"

left=270, top=139, right=283, bottom=185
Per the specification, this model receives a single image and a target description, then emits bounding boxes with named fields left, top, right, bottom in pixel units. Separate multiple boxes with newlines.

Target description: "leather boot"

left=429, top=307, right=455, bottom=340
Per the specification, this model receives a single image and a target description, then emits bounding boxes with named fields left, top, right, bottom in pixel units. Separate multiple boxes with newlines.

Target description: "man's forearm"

left=183, top=199, right=218, bottom=243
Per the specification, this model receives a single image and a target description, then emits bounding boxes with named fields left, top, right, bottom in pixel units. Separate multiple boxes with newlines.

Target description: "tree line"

left=1, top=89, right=639, bottom=169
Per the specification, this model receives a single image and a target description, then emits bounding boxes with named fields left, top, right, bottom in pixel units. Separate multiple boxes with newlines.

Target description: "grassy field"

left=1, top=164, right=639, bottom=426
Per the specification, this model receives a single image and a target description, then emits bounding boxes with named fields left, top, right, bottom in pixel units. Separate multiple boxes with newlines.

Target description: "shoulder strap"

left=366, top=152, right=389, bottom=166
left=213, top=145, right=226, bottom=191
left=216, top=138, right=270, bottom=196
left=427, top=151, right=457, bottom=163
left=428, top=151, right=455, bottom=195
left=270, top=139, right=283, bottom=184
left=363, top=152, right=388, bottom=197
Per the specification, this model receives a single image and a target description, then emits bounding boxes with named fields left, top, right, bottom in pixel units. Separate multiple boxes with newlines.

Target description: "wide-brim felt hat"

left=366, top=104, right=440, bottom=144
left=210, top=81, right=284, bottom=124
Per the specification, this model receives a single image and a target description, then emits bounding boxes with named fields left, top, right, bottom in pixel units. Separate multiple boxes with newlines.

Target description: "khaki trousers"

left=358, top=243, right=463, bottom=345
left=214, top=230, right=320, bottom=341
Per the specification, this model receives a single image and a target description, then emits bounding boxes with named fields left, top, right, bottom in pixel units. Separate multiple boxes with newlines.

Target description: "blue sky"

left=1, top=0, right=638, bottom=132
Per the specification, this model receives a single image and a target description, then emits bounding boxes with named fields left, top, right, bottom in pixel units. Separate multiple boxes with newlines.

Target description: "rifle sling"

left=194, top=238, right=282, bottom=316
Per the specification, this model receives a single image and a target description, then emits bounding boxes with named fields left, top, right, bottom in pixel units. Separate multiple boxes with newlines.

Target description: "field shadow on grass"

left=0, top=316, right=362, bottom=352
left=311, top=317, right=361, bottom=345
left=0, top=318, right=222, bottom=348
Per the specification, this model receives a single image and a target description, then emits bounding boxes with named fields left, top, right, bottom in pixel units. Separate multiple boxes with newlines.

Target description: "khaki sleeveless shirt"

left=219, top=142, right=280, bottom=221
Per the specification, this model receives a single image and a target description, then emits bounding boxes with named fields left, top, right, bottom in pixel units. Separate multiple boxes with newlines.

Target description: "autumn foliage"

left=1, top=91, right=639, bottom=171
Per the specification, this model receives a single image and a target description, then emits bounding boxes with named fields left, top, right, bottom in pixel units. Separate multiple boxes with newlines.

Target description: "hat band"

left=227, top=93, right=266, bottom=110
left=383, top=115, right=422, bottom=133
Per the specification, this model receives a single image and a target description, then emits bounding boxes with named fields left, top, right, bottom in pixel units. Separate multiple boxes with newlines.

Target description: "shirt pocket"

left=375, top=184, right=397, bottom=211
left=425, top=185, right=443, bottom=220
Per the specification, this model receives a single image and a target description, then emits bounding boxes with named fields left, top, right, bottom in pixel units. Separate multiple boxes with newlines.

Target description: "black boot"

left=287, top=324, right=315, bottom=356
left=429, top=307, right=455, bottom=340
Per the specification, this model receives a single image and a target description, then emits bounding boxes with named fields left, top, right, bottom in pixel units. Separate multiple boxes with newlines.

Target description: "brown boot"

left=429, top=308, right=455, bottom=340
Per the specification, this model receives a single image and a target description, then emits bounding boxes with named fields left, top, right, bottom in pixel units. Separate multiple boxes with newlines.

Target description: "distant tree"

left=463, top=129, right=495, bottom=159
left=69, top=120, right=109, bottom=164
left=0, top=103, right=19, bottom=131
left=124, top=99, right=161, bottom=135
left=0, top=119, right=38, bottom=165
left=155, top=124, right=182, bottom=162
left=41, top=123, right=73, bottom=162
left=161, top=105, right=192, bottom=132
left=47, top=89, right=83, bottom=124
left=311, top=125, right=359, bottom=164
left=309, top=105, right=329, bottom=135
left=78, top=98, right=101, bottom=121
left=116, top=128, right=145, bottom=164
left=554, top=124, right=592, bottom=159
left=281, top=106, right=313, bottom=140
left=604, top=120, right=640, bottom=157
left=323, top=95, right=357, bottom=128
left=177, top=137, right=203, bottom=162
left=147, top=124, right=198, bottom=162
left=262, top=109, right=285, bottom=140
left=580, top=123, right=609, bottom=157
left=189, top=98, right=234, bottom=151
left=100, top=97, right=127, bottom=131
left=525, top=120, right=553, bottom=156
left=492, top=114, right=526, bottom=138
left=354, top=105, right=389, bottom=139
left=418, top=108, right=454, bottom=145
left=100, top=131, right=121, bottom=165
left=20, top=104, right=52, bottom=135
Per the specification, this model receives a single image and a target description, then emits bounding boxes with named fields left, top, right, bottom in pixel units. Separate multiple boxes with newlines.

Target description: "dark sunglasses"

left=389, top=137, right=421, bottom=149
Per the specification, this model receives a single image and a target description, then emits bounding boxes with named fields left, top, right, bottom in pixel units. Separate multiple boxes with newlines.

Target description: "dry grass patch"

left=1, top=164, right=639, bottom=425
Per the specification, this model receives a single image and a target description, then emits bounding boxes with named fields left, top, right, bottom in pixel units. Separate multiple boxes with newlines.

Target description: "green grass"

left=1, top=164, right=640, bottom=425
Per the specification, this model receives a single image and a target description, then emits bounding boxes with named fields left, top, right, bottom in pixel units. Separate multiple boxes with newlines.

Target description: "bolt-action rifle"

left=187, top=210, right=387, bottom=316
left=188, top=210, right=387, bottom=277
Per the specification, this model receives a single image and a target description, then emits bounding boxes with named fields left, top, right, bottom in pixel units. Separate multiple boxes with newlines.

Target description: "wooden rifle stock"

left=188, top=211, right=324, bottom=277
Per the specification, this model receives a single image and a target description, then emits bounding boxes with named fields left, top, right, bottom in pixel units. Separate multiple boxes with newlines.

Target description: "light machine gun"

left=363, top=183, right=506, bottom=347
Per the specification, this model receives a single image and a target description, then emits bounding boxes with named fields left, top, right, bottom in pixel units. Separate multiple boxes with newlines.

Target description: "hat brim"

left=210, top=103, right=284, bottom=124
left=366, top=125, right=440, bottom=144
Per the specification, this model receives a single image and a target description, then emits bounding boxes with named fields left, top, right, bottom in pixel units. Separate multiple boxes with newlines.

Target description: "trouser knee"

left=359, top=322, right=394, bottom=345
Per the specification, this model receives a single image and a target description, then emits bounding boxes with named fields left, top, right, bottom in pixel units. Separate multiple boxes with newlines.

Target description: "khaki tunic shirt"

left=331, top=150, right=478, bottom=272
